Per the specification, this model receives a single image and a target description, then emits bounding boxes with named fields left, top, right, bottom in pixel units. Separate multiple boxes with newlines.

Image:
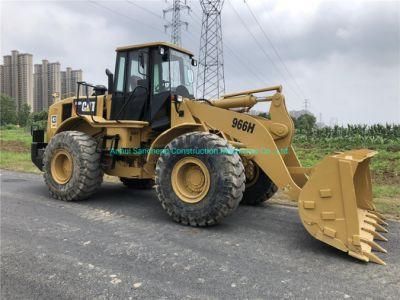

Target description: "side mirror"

left=105, top=68, right=113, bottom=94
left=138, top=52, right=148, bottom=76
left=191, top=58, right=198, bottom=67
left=139, top=53, right=145, bottom=68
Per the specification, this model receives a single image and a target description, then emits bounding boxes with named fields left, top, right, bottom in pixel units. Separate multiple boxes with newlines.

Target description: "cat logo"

left=51, top=115, right=57, bottom=128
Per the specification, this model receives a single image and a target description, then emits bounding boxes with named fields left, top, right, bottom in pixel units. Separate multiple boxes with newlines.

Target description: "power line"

left=243, top=0, right=307, bottom=99
left=88, top=1, right=167, bottom=36
left=90, top=0, right=265, bottom=92
left=125, top=0, right=163, bottom=20
left=226, top=0, right=302, bottom=100
left=111, top=0, right=265, bottom=89
left=189, top=8, right=266, bottom=87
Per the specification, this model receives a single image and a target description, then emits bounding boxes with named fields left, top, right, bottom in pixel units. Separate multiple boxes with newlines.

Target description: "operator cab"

left=107, top=42, right=196, bottom=131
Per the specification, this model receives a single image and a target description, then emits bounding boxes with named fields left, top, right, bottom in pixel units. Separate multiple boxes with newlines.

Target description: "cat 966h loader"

left=31, top=42, right=388, bottom=264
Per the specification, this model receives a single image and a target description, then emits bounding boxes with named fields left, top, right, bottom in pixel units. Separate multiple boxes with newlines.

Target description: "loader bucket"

left=298, top=149, right=388, bottom=265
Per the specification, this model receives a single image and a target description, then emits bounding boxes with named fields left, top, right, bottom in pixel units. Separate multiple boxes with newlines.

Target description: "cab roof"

left=116, top=42, right=193, bottom=56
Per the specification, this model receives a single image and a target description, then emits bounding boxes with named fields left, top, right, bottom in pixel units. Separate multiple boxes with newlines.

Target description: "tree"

left=17, top=103, right=31, bottom=127
left=0, top=94, right=17, bottom=125
left=27, top=110, right=48, bottom=130
left=296, top=113, right=316, bottom=133
left=258, top=112, right=270, bottom=119
left=31, top=110, right=48, bottom=122
left=291, top=116, right=298, bottom=128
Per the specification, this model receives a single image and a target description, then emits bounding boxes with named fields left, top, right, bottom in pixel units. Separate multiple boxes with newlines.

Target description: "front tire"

left=43, top=131, right=103, bottom=201
left=155, top=132, right=245, bottom=226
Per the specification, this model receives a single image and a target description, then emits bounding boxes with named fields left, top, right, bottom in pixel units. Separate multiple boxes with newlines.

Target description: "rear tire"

left=155, top=132, right=245, bottom=226
left=120, top=177, right=154, bottom=189
left=241, top=163, right=278, bottom=206
left=43, top=131, right=103, bottom=201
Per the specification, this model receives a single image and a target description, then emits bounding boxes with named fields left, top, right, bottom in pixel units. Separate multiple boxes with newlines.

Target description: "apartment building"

left=0, top=65, right=3, bottom=93
left=33, top=60, right=61, bottom=111
left=61, top=67, right=82, bottom=99
left=1, top=49, right=88, bottom=112
left=0, top=50, right=33, bottom=111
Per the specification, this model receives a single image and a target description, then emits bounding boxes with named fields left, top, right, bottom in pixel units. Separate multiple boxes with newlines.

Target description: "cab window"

left=152, top=49, right=170, bottom=94
left=170, top=50, right=194, bottom=96
left=115, top=53, right=126, bottom=93
left=127, top=50, right=148, bottom=92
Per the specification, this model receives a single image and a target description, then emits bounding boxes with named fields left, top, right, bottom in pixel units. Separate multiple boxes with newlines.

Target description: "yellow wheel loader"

left=31, top=42, right=388, bottom=264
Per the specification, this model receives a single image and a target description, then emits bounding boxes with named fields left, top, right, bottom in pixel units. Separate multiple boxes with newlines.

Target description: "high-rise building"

left=1, top=50, right=88, bottom=113
left=0, top=65, right=3, bottom=93
left=18, top=53, right=34, bottom=110
left=33, top=60, right=61, bottom=111
left=1, top=55, right=12, bottom=96
left=60, top=67, right=90, bottom=99
left=0, top=50, right=33, bottom=111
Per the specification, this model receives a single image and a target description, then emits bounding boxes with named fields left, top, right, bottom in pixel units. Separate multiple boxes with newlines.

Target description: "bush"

left=3, top=124, right=18, bottom=130
left=26, top=110, right=48, bottom=130
left=17, top=103, right=31, bottom=127
left=0, top=94, right=17, bottom=125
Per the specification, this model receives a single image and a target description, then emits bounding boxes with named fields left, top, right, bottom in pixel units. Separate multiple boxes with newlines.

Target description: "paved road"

left=1, top=170, right=399, bottom=299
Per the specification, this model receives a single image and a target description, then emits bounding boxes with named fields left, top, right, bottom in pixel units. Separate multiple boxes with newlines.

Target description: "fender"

left=52, top=117, right=101, bottom=140
left=143, top=123, right=205, bottom=173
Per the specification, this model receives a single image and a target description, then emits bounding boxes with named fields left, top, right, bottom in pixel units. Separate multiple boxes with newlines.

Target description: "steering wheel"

left=154, top=80, right=170, bottom=93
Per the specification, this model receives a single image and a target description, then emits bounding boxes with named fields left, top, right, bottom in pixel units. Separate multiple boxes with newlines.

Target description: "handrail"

left=222, top=85, right=282, bottom=98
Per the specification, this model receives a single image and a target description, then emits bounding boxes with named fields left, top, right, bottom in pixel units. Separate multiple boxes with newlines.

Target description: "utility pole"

left=197, top=0, right=225, bottom=100
left=304, top=99, right=309, bottom=112
left=163, top=0, right=190, bottom=46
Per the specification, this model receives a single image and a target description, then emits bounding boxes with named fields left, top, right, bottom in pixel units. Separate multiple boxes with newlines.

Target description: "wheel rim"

left=171, top=157, right=211, bottom=204
left=51, top=149, right=73, bottom=184
left=245, top=160, right=260, bottom=188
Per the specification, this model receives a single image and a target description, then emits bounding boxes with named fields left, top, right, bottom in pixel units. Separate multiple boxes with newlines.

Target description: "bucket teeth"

left=366, top=213, right=389, bottom=227
left=362, top=227, right=388, bottom=242
left=364, top=252, right=386, bottom=266
left=360, top=237, right=387, bottom=253
left=355, top=209, right=389, bottom=265
left=369, top=210, right=387, bottom=221
left=365, top=220, right=388, bottom=233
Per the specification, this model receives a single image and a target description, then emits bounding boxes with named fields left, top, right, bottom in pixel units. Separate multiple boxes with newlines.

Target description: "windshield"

left=170, top=50, right=194, bottom=97
left=152, top=49, right=194, bottom=98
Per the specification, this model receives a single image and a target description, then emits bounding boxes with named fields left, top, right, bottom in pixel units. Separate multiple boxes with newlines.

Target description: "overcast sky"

left=1, top=0, right=399, bottom=124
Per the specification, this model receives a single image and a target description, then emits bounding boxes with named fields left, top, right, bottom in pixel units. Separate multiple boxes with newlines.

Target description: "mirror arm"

left=105, top=69, right=114, bottom=94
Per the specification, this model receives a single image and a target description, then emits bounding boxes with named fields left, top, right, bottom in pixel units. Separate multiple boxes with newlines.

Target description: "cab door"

left=110, top=49, right=150, bottom=121
left=110, top=51, right=127, bottom=120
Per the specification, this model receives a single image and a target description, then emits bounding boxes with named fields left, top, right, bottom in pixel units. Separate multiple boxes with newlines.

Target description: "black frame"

left=110, top=48, right=150, bottom=121
left=110, top=45, right=193, bottom=125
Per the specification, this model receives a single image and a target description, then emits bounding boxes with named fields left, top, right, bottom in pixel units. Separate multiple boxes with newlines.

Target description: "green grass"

left=0, top=127, right=31, bottom=147
left=0, top=151, right=40, bottom=173
left=373, top=185, right=400, bottom=198
left=0, top=127, right=39, bottom=173
left=374, top=197, right=400, bottom=220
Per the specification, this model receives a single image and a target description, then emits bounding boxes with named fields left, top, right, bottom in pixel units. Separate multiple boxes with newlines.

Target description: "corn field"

left=295, top=124, right=400, bottom=147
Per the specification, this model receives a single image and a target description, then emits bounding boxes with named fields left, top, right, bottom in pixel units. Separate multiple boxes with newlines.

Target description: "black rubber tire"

left=155, top=132, right=245, bottom=227
left=43, top=131, right=103, bottom=201
left=120, top=177, right=154, bottom=189
left=241, top=165, right=278, bottom=206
